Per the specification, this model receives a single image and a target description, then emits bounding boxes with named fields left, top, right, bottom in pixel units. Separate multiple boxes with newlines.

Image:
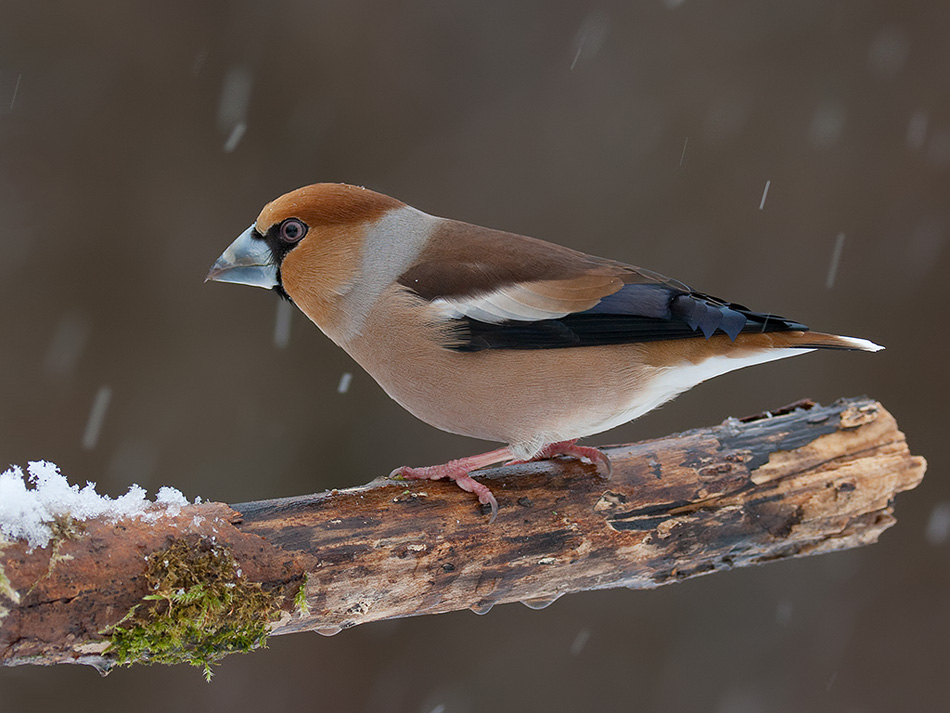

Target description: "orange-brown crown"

left=255, top=183, right=404, bottom=232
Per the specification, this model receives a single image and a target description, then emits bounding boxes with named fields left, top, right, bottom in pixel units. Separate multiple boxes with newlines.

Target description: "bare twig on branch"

left=0, top=397, right=926, bottom=674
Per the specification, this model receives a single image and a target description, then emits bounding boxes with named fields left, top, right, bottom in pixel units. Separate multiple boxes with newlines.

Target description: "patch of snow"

left=0, top=461, right=198, bottom=549
left=155, top=486, right=190, bottom=516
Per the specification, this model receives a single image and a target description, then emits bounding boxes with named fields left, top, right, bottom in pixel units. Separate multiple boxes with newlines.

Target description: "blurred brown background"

left=1, top=1, right=947, bottom=711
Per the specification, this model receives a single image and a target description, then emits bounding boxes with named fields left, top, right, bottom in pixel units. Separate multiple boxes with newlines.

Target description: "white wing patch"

left=432, top=287, right=572, bottom=323
left=430, top=276, right=621, bottom=324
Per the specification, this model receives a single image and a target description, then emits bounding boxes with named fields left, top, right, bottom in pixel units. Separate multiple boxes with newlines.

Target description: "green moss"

left=105, top=536, right=284, bottom=681
left=294, top=573, right=310, bottom=616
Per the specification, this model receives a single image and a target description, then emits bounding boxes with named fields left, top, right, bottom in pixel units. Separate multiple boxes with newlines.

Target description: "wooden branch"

left=0, top=397, right=925, bottom=673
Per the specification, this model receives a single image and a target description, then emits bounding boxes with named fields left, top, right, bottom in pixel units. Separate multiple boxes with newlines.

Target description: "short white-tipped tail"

left=793, top=332, right=884, bottom=352
left=834, top=335, right=884, bottom=352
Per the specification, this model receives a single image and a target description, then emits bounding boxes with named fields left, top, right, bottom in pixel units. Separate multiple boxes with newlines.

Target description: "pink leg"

left=390, top=447, right=513, bottom=523
left=509, top=439, right=612, bottom=477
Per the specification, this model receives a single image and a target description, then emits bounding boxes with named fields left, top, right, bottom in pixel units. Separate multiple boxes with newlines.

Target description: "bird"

left=207, top=183, right=882, bottom=521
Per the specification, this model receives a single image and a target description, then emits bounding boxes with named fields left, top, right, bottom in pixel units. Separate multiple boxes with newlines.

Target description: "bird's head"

left=207, top=183, right=404, bottom=309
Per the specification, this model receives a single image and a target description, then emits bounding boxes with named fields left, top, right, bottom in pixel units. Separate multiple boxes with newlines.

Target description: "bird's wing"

left=397, top=219, right=807, bottom=351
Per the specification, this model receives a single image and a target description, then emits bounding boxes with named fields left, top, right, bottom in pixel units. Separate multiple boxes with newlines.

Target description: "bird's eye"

left=279, top=218, right=307, bottom=243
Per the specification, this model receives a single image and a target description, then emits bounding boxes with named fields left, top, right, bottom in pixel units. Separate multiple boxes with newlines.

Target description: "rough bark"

left=0, top=397, right=926, bottom=671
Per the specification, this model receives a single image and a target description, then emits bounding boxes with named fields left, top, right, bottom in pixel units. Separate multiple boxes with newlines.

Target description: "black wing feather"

left=449, top=283, right=808, bottom=352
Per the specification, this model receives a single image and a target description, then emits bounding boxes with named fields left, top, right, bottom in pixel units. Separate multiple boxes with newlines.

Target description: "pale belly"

left=344, top=328, right=662, bottom=457
left=329, top=290, right=809, bottom=459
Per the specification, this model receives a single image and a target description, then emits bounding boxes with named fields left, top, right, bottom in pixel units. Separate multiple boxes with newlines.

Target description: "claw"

left=390, top=447, right=511, bottom=522
left=570, top=445, right=613, bottom=478
left=452, top=472, right=499, bottom=523
left=389, top=467, right=408, bottom=480
left=509, top=440, right=612, bottom=478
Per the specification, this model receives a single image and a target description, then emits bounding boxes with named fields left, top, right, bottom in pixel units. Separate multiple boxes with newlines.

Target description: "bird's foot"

left=390, top=447, right=512, bottom=523
left=509, top=439, right=612, bottom=478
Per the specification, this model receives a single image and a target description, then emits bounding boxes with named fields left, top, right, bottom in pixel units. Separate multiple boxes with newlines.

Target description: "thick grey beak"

left=206, top=225, right=279, bottom=289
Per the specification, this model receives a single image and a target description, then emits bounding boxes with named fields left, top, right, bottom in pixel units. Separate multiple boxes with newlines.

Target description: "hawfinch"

left=208, top=183, right=882, bottom=520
